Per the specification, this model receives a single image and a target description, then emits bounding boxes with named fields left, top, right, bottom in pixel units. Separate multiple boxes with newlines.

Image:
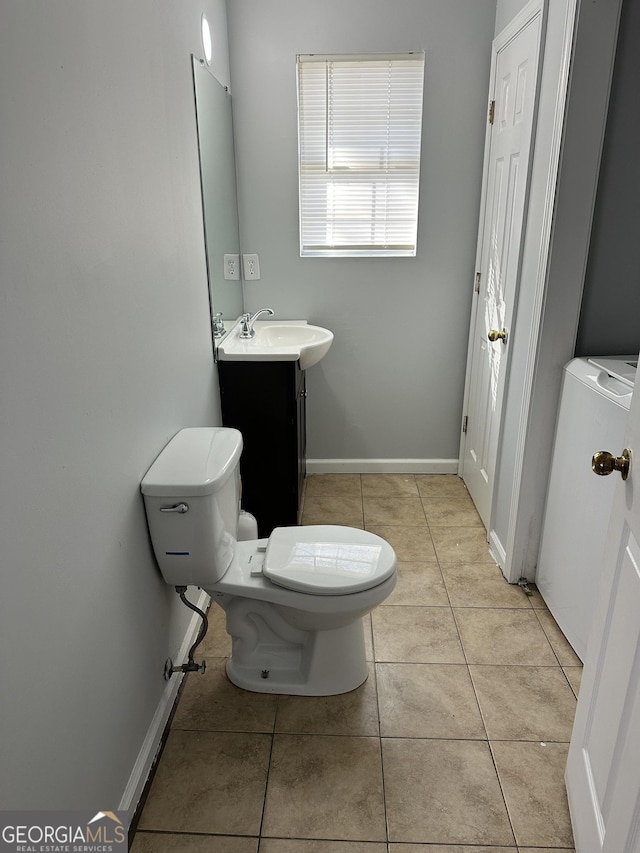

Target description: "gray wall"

left=228, top=0, right=497, bottom=464
left=576, top=0, right=640, bottom=357
left=495, top=0, right=529, bottom=34
left=0, top=0, right=227, bottom=810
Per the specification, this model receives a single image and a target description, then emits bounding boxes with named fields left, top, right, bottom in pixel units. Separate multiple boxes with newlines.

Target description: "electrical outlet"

left=224, top=253, right=240, bottom=280
left=243, top=253, right=261, bottom=280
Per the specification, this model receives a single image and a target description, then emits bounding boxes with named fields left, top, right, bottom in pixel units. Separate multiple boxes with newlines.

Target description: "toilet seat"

left=263, top=525, right=396, bottom=595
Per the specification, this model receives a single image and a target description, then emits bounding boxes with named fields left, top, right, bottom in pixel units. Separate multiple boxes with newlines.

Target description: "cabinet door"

left=218, top=360, right=303, bottom=536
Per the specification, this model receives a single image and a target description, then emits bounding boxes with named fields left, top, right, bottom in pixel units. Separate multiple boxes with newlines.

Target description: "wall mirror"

left=192, top=57, right=243, bottom=329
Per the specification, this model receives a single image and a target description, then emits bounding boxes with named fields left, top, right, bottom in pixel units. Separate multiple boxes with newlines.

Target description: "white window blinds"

left=297, top=53, right=425, bottom=258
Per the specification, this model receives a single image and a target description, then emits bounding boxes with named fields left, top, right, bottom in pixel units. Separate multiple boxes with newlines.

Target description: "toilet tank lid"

left=141, top=428, right=243, bottom=497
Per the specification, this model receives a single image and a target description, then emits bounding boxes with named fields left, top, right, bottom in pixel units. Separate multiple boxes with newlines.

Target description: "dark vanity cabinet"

left=218, top=360, right=306, bottom=537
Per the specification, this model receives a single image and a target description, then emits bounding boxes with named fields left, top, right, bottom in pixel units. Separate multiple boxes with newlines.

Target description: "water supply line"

left=164, top=586, right=208, bottom=680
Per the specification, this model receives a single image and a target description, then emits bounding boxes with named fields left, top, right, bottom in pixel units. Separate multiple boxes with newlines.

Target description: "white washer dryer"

left=536, top=356, right=636, bottom=661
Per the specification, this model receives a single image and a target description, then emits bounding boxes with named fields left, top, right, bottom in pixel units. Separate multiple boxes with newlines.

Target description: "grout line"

left=561, top=666, right=582, bottom=700
left=532, top=607, right=574, bottom=667
left=487, top=738, right=519, bottom=848
left=370, top=661, right=390, bottom=849
left=418, top=491, right=433, bottom=533
left=256, top=727, right=276, bottom=841
left=133, top=828, right=260, bottom=839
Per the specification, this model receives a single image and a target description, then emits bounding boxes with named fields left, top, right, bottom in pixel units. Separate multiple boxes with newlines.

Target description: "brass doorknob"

left=592, top=448, right=631, bottom=481
left=488, top=328, right=508, bottom=344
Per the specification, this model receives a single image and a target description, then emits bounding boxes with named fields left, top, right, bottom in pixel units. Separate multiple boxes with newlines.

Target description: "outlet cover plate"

left=243, top=253, right=260, bottom=280
left=224, top=253, right=240, bottom=280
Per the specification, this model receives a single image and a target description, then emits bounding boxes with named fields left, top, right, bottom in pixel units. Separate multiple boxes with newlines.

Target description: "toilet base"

left=225, top=617, right=368, bottom=696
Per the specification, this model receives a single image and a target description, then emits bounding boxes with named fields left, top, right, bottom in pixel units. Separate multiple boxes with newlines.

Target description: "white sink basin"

left=217, top=320, right=334, bottom=370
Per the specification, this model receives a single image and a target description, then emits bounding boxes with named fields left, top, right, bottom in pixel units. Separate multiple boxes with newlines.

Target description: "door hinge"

left=462, top=415, right=468, bottom=434
left=475, top=272, right=481, bottom=294
left=488, top=99, right=495, bottom=125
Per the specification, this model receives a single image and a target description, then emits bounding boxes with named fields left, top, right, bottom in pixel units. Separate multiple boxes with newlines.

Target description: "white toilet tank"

left=141, top=428, right=243, bottom=587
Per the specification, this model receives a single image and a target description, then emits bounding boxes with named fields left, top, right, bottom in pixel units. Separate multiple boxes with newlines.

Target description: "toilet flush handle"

left=160, top=503, right=189, bottom=513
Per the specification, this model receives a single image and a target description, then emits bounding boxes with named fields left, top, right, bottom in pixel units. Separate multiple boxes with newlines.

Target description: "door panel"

left=461, top=7, right=542, bottom=528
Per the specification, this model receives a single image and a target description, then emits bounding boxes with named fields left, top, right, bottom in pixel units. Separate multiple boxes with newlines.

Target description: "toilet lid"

left=263, top=525, right=396, bottom=595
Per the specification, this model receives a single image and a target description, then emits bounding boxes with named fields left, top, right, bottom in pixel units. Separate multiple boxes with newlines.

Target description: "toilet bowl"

left=141, top=427, right=397, bottom=695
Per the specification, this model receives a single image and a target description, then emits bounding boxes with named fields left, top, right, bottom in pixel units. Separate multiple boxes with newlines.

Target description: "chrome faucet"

left=239, top=308, right=274, bottom=338
left=212, top=313, right=226, bottom=338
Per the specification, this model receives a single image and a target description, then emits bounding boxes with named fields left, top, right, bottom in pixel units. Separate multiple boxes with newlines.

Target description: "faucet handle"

left=239, top=312, right=252, bottom=337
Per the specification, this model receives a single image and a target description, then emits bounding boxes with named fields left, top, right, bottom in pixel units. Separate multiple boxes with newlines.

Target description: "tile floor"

left=132, top=474, right=581, bottom=853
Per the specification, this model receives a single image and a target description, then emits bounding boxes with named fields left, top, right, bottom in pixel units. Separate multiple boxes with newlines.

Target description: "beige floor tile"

left=423, top=495, right=484, bottom=528
left=302, top=495, right=364, bottom=527
left=563, top=665, right=583, bottom=698
left=469, top=665, right=576, bottom=741
left=535, top=609, right=583, bottom=666
left=383, top=738, right=514, bottom=846
left=441, top=562, right=532, bottom=608
left=260, top=840, right=386, bottom=852
left=373, top=605, right=465, bottom=663
left=361, top=473, right=419, bottom=496
left=377, top=663, right=485, bottom=738
left=138, top=730, right=270, bottom=835
left=518, top=849, right=574, bottom=853
left=262, top=734, right=386, bottom=841
left=171, top=657, right=277, bottom=733
left=275, top=662, right=379, bottom=736
left=304, top=474, right=362, bottom=498
left=431, top=527, right=491, bottom=562
left=199, top=602, right=231, bottom=657
left=454, top=608, right=557, bottom=665
left=363, top=496, right=427, bottom=526
left=385, top=561, right=449, bottom=606
left=491, top=741, right=574, bottom=848
left=132, top=834, right=258, bottom=852
left=365, top=524, right=436, bottom=561
left=415, top=475, right=469, bottom=499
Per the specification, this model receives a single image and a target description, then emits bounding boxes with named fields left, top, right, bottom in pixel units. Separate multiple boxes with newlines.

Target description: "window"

left=297, top=53, right=425, bottom=258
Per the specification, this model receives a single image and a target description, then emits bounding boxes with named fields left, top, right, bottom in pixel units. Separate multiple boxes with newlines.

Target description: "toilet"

left=141, top=427, right=397, bottom=695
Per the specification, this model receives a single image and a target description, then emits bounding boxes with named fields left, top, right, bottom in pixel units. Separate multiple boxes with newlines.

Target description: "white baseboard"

left=488, top=528, right=507, bottom=570
left=118, top=588, right=211, bottom=822
left=306, top=458, right=459, bottom=474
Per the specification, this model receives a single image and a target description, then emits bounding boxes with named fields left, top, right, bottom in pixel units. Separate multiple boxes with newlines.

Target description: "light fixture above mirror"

left=201, top=14, right=213, bottom=65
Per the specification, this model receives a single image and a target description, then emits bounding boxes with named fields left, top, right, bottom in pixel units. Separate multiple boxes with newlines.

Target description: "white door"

left=460, top=2, right=543, bottom=528
left=566, top=356, right=640, bottom=852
